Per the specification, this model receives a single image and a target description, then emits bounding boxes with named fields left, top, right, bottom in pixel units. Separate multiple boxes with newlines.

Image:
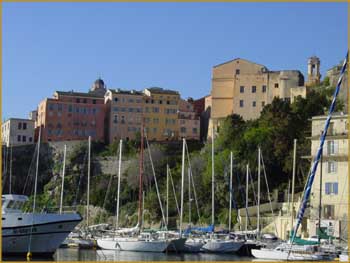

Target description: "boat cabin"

left=2, top=194, right=29, bottom=214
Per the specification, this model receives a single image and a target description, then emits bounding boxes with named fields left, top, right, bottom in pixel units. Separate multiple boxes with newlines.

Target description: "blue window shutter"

left=333, top=183, right=338, bottom=195
left=325, top=183, right=330, bottom=195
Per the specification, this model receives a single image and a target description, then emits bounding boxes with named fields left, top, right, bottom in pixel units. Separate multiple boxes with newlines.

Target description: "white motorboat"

left=2, top=194, right=82, bottom=257
left=339, top=247, right=348, bottom=262
left=251, top=243, right=334, bottom=261
left=201, top=234, right=244, bottom=253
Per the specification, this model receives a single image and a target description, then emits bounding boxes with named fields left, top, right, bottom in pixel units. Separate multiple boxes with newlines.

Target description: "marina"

left=2, top=3, right=349, bottom=262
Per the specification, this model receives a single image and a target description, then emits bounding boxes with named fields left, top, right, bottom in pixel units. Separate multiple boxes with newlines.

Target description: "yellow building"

left=104, top=89, right=143, bottom=143
left=208, top=58, right=307, bottom=138
left=307, top=113, right=348, bottom=239
left=143, top=87, right=180, bottom=141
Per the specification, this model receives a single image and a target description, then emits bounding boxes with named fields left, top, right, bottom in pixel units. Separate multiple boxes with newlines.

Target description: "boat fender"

left=26, top=252, right=32, bottom=261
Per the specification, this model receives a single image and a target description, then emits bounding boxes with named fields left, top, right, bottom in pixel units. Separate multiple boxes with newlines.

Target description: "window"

left=83, top=99, right=87, bottom=103
left=239, top=100, right=244, bottom=108
left=151, top=99, right=154, bottom=104
left=193, top=128, right=198, bottom=134
left=159, top=100, right=163, bottom=104
left=129, top=108, right=133, bottom=112
left=92, top=99, right=97, bottom=104
left=325, top=182, right=338, bottom=195
left=145, top=99, right=149, bottom=104
left=29, top=137, right=32, bottom=142
left=17, top=135, right=21, bottom=142
left=153, top=128, right=157, bottom=133
left=323, top=205, right=335, bottom=219
left=114, top=98, right=118, bottom=102
left=235, top=69, right=240, bottom=75
left=22, top=136, right=26, bottom=142
left=262, top=85, right=267, bottom=93
left=76, top=98, right=80, bottom=103
left=18, top=123, right=22, bottom=130
left=252, top=86, right=256, bottom=93
left=68, top=105, right=73, bottom=112
left=327, top=161, right=337, bottom=173
left=274, top=83, right=279, bottom=88
left=328, top=122, right=334, bottom=135
left=262, top=101, right=265, bottom=107
left=327, top=140, right=338, bottom=155
left=121, top=116, right=125, bottom=124
left=252, top=101, right=256, bottom=107
left=49, top=104, right=54, bottom=111
left=113, top=107, right=119, bottom=112
left=23, top=123, right=27, bottom=130
left=240, top=86, right=244, bottom=93
left=181, top=127, right=186, bottom=133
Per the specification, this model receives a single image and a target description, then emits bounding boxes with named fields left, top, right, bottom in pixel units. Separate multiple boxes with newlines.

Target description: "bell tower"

left=306, top=56, right=321, bottom=86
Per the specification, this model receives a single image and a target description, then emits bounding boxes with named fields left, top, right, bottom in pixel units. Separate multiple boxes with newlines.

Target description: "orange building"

left=35, top=79, right=106, bottom=142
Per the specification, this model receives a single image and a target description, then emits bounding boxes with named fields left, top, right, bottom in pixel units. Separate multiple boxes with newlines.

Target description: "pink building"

left=35, top=79, right=106, bottom=142
left=178, top=99, right=200, bottom=140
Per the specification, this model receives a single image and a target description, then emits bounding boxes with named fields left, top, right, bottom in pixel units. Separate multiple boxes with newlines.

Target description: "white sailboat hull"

left=183, top=238, right=205, bottom=253
left=251, top=248, right=327, bottom=261
left=339, top=253, right=349, bottom=262
left=201, top=239, right=244, bottom=253
left=97, top=238, right=120, bottom=250
left=97, top=237, right=170, bottom=252
left=2, top=212, right=81, bottom=255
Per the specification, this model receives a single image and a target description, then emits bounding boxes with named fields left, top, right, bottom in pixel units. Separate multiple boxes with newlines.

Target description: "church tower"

left=306, top=56, right=321, bottom=86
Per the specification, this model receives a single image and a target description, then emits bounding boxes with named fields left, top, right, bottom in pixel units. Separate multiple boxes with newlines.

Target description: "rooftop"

left=145, top=87, right=179, bottom=95
left=110, top=89, right=143, bottom=95
left=55, top=90, right=105, bottom=99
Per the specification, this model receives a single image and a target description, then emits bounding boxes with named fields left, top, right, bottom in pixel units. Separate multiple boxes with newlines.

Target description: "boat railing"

left=37, top=206, right=79, bottom=214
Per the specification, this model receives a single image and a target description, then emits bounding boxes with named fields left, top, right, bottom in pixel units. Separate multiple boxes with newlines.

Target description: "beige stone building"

left=104, top=89, right=143, bottom=143
left=208, top=58, right=307, bottom=138
left=2, top=118, right=35, bottom=147
left=307, top=113, right=348, bottom=239
left=178, top=99, right=200, bottom=140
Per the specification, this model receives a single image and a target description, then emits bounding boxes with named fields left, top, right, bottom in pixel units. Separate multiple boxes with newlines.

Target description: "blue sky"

left=2, top=2, right=348, bottom=119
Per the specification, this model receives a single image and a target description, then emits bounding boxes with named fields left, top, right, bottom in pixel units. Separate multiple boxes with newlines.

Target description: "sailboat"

left=97, top=127, right=174, bottom=252
left=252, top=52, right=348, bottom=261
left=2, top=128, right=82, bottom=257
left=201, top=128, right=244, bottom=253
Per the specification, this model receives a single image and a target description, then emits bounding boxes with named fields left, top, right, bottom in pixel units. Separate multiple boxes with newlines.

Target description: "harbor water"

left=3, top=248, right=254, bottom=261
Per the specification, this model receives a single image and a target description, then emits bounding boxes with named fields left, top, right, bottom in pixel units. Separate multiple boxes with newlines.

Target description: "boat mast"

left=318, top=136, right=323, bottom=244
left=166, top=164, right=169, bottom=228
left=33, top=127, right=41, bottom=214
left=245, top=163, right=249, bottom=233
left=257, top=147, right=261, bottom=239
left=116, top=139, right=123, bottom=229
left=211, top=127, right=215, bottom=227
left=59, top=144, right=67, bottom=214
left=9, top=143, right=12, bottom=194
left=291, top=139, right=297, bottom=230
left=86, top=136, right=91, bottom=227
left=188, top=167, right=191, bottom=226
left=229, top=151, right=233, bottom=232
left=138, top=122, right=144, bottom=230
left=180, top=138, right=185, bottom=237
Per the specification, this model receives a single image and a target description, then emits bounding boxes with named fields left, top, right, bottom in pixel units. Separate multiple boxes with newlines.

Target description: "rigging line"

left=144, top=132, right=167, bottom=230
left=235, top=168, right=252, bottom=228
left=184, top=140, right=202, bottom=225
left=248, top=166, right=258, bottom=207
left=168, top=167, right=180, bottom=217
left=22, top=143, right=38, bottom=195
left=102, top=144, right=120, bottom=224
left=260, top=151, right=278, bottom=237
left=73, top=148, right=88, bottom=208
